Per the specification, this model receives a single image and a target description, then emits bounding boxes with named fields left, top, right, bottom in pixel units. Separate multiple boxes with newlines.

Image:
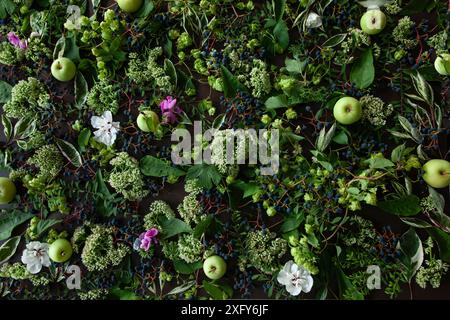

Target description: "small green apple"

left=51, top=57, right=77, bottom=82
left=0, top=177, right=16, bottom=204
left=360, top=9, right=386, bottom=35
left=136, top=110, right=160, bottom=133
left=203, top=255, right=227, bottom=280
left=422, top=159, right=450, bottom=189
left=333, top=97, right=362, bottom=125
left=116, top=0, right=143, bottom=13
left=49, top=238, right=73, bottom=263
left=434, top=53, right=450, bottom=76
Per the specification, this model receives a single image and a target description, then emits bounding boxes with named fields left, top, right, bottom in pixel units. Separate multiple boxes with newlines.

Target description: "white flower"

left=359, top=0, right=391, bottom=10
left=21, top=241, right=51, bottom=274
left=306, top=12, right=323, bottom=29
left=91, top=111, right=120, bottom=147
left=277, top=260, right=313, bottom=296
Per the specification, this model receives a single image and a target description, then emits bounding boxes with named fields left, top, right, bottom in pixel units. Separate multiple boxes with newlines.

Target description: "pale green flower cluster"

left=340, top=216, right=377, bottom=249
left=27, top=145, right=63, bottom=183
left=385, top=0, right=402, bottom=15
left=108, top=152, right=149, bottom=201
left=3, top=77, right=50, bottom=120
left=177, top=234, right=204, bottom=263
left=290, top=244, right=319, bottom=275
left=393, top=17, right=416, bottom=49
left=143, top=200, right=175, bottom=230
left=361, top=95, right=393, bottom=126
left=0, top=42, right=23, bottom=65
left=178, top=180, right=204, bottom=225
left=240, top=230, right=287, bottom=274
left=127, top=48, right=172, bottom=92
left=248, top=59, right=271, bottom=98
left=0, top=263, right=49, bottom=286
left=87, top=79, right=120, bottom=114
left=81, top=225, right=130, bottom=272
left=427, top=31, right=448, bottom=55
left=415, top=238, right=449, bottom=289
left=25, top=37, right=52, bottom=62
left=337, top=28, right=370, bottom=64
left=78, top=289, right=108, bottom=300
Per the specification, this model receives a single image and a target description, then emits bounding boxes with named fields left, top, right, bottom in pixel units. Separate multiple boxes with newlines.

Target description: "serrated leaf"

left=186, top=164, right=222, bottom=189
left=56, top=139, right=82, bottom=167
left=0, top=236, right=21, bottom=264
left=0, top=81, right=12, bottom=104
left=220, top=65, right=246, bottom=99
left=265, top=95, right=288, bottom=110
left=285, top=58, right=307, bottom=74
left=391, top=144, right=406, bottom=162
left=35, top=219, right=62, bottom=238
left=332, top=130, right=348, bottom=145
left=173, top=260, right=202, bottom=274
left=377, top=195, right=421, bottom=216
left=193, top=215, right=213, bottom=238
left=140, top=155, right=185, bottom=177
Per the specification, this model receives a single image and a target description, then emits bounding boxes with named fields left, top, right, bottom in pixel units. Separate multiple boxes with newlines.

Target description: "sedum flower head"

left=360, top=95, right=393, bottom=126
left=27, top=144, right=64, bottom=183
left=393, top=17, right=416, bottom=49
left=144, top=200, right=175, bottom=230
left=177, top=234, right=203, bottom=263
left=87, top=79, right=120, bottom=115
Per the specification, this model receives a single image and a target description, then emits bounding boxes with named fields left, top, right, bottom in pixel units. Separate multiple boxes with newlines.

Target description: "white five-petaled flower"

left=91, top=111, right=120, bottom=147
left=277, top=260, right=313, bottom=296
left=21, top=241, right=51, bottom=274
left=306, top=12, right=323, bottom=29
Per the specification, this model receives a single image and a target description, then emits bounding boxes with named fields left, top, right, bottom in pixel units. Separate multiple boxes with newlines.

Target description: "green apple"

left=434, top=53, right=450, bottom=76
left=333, top=97, right=362, bottom=125
left=116, top=0, right=143, bottom=13
left=49, top=238, right=73, bottom=263
left=360, top=9, right=386, bottom=35
left=136, top=110, right=160, bottom=133
left=51, top=57, right=76, bottom=82
left=203, top=255, right=227, bottom=280
left=422, top=159, right=450, bottom=189
left=0, top=177, right=16, bottom=204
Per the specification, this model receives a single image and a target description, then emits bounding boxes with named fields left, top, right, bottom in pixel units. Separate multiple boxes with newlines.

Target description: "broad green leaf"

left=35, top=219, right=62, bottom=238
left=159, top=217, right=192, bottom=239
left=280, top=212, right=304, bottom=233
left=140, top=155, right=185, bottom=177
left=427, top=228, right=450, bottom=263
left=398, top=228, right=424, bottom=281
left=350, top=48, right=374, bottom=89
left=136, top=0, right=154, bottom=18
left=186, top=164, right=222, bottom=189
left=173, top=259, right=202, bottom=274
left=77, top=128, right=91, bottom=151
left=366, top=157, right=395, bottom=169
left=332, top=130, right=348, bottom=145
left=322, top=33, right=347, bottom=47
left=0, top=236, right=21, bottom=264
left=0, top=81, right=12, bottom=104
left=75, top=72, right=88, bottom=109
left=1, top=115, right=12, bottom=140
left=220, top=65, right=246, bottom=99
left=274, top=0, right=286, bottom=22
left=203, top=280, right=229, bottom=299
left=391, top=144, right=406, bottom=162
left=193, top=215, right=213, bottom=238
left=56, top=139, right=83, bottom=168
left=0, top=211, right=33, bottom=241
left=166, top=280, right=196, bottom=296
left=265, top=95, right=288, bottom=110
left=0, top=0, right=16, bottom=19
left=377, top=195, right=421, bottom=216
left=234, top=182, right=260, bottom=198
left=109, top=288, right=140, bottom=300
left=285, top=58, right=307, bottom=74
left=273, top=20, right=289, bottom=50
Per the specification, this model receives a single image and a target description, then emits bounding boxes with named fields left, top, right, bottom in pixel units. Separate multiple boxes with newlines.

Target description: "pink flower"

left=7, top=32, right=27, bottom=49
left=137, top=228, right=159, bottom=251
left=160, top=96, right=181, bottom=124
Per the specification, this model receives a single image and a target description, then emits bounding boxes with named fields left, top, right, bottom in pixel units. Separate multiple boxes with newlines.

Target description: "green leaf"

left=56, top=139, right=83, bottom=168
left=410, top=71, right=434, bottom=106
left=233, top=182, right=260, bottom=198
left=186, top=164, right=222, bottom=189
left=0, top=211, right=33, bottom=241
left=164, top=59, right=177, bottom=86
left=398, top=228, right=424, bottom=281
left=350, top=48, right=374, bottom=89
left=1, top=115, right=12, bottom=140
left=400, top=218, right=433, bottom=229
left=274, top=0, right=286, bottom=22
left=427, top=228, right=450, bottom=263
left=173, top=259, right=202, bottom=274
left=0, top=0, right=16, bottom=19
left=203, top=280, right=229, bottom=299
left=77, top=128, right=91, bottom=151
left=316, top=122, right=336, bottom=152
left=280, top=212, right=304, bottom=233
left=166, top=280, right=196, bottom=296
left=193, top=215, right=213, bottom=238
left=322, top=33, right=347, bottom=47
left=109, top=288, right=140, bottom=300
left=34, top=219, right=62, bottom=237
left=92, top=170, right=117, bottom=217
left=265, top=95, right=288, bottom=110
left=391, top=144, right=406, bottom=162
left=332, top=130, right=348, bottom=145
left=0, top=81, right=12, bottom=104
left=14, top=117, right=36, bottom=139
left=285, top=58, right=307, bottom=74
left=366, top=157, right=395, bottom=169
left=0, top=236, right=21, bottom=264
left=220, top=66, right=246, bottom=99
left=136, top=0, right=154, bottom=18
left=336, top=267, right=364, bottom=300
left=74, top=72, right=88, bottom=109
left=140, top=155, right=185, bottom=177
left=377, top=195, right=421, bottom=216
left=159, top=217, right=192, bottom=239
left=273, top=20, right=289, bottom=50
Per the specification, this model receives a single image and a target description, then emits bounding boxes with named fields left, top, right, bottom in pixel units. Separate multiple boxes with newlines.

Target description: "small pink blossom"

left=160, top=96, right=181, bottom=124
left=135, top=228, right=159, bottom=252
left=7, top=32, right=27, bottom=49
